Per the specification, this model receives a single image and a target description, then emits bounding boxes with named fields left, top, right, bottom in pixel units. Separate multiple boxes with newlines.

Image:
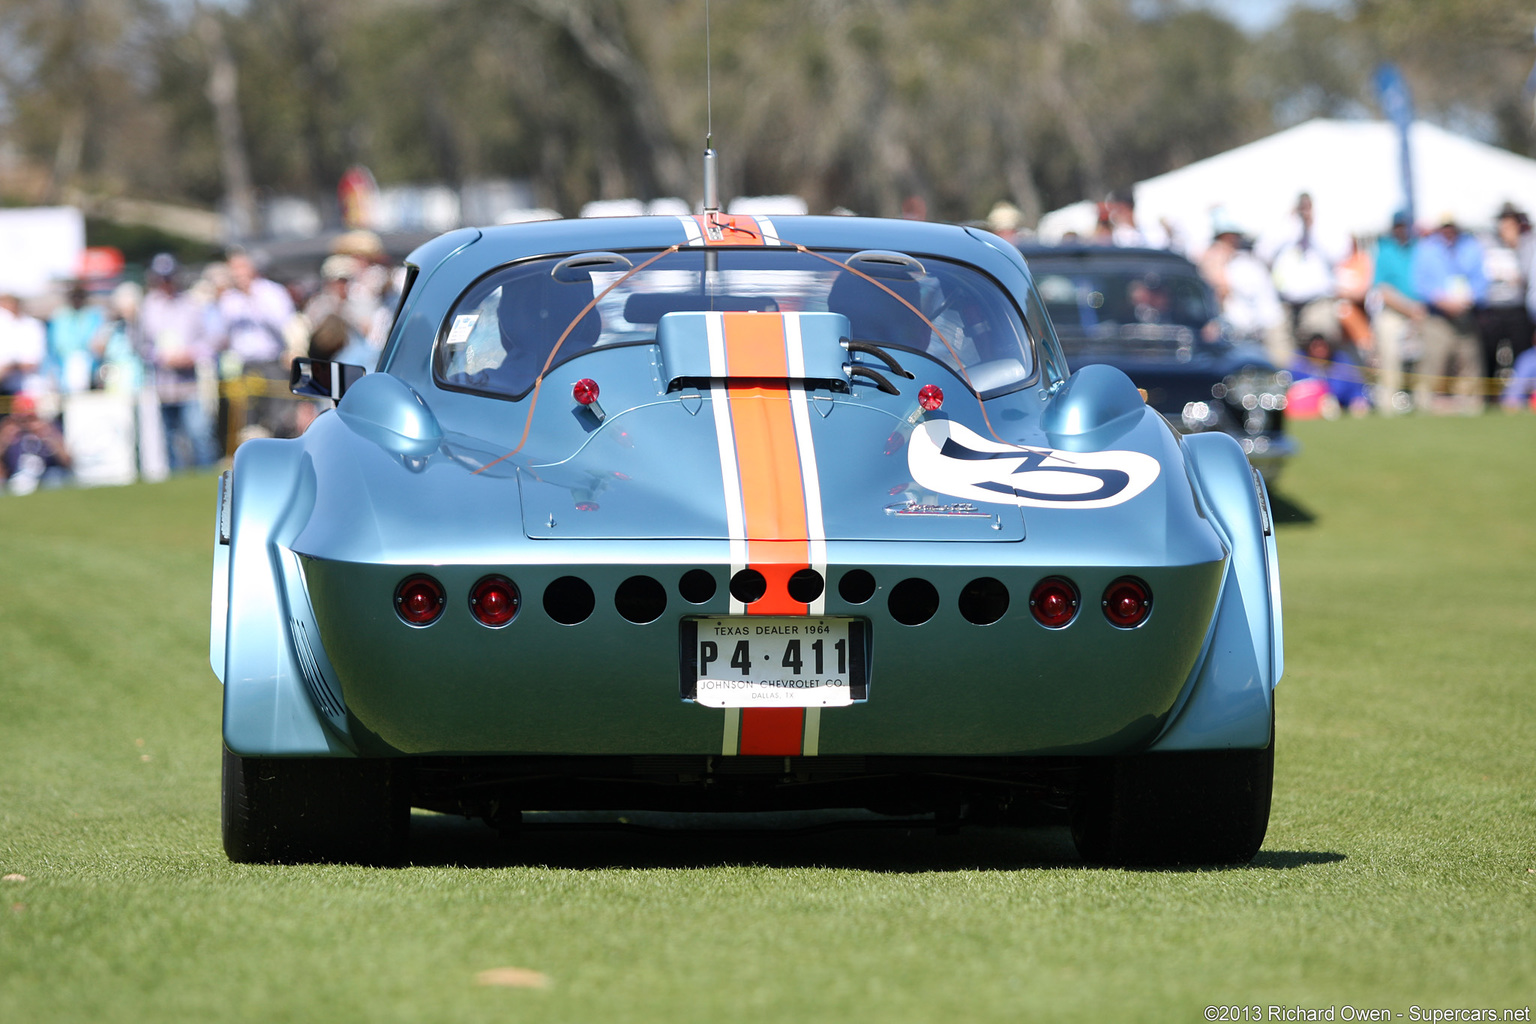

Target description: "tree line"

left=0, top=0, right=1531, bottom=234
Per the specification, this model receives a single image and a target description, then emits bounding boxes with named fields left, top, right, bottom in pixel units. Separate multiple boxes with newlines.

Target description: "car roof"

left=408, top=215, right=1022, bottom=273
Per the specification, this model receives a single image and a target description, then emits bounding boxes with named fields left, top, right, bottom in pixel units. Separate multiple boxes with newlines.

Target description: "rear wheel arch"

left=1072, top=700, right=1274, bottom=866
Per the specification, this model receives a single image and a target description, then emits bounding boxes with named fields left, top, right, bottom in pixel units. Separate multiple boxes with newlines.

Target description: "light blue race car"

left=212, top=211, right=1282, bottom=865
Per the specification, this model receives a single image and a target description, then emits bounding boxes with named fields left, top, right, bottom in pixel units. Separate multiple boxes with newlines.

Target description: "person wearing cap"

left=1411, top=213, right=1488, bottom=413
left=142, top=253, right=219, bottom=468
left=305, top=255, right=363, bottom=328
left=304, top=254, right=381, bottom=366
left=0, top=393, right=71, bottom=494
left=1369, top=210, right=1425, bottom=414
left=304, top=255, right=378, bottom=368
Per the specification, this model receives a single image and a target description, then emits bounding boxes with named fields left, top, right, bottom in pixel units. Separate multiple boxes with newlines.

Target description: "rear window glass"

left=434, top=247, right=1037, bottom=399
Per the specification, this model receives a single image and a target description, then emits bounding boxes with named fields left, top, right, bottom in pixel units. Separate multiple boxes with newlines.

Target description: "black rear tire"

left=1071, top=713, right=1274, bottom=867
left=222, top=747, right=409, bottom=865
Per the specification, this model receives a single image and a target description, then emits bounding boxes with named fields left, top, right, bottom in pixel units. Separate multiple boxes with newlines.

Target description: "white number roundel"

left=908, top=419, right=1161, bottom=510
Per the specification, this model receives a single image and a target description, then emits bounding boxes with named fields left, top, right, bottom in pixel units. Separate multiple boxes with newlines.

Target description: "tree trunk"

left=517, top=0, right=690, bottom=201
left=198, top=6, right=259, bottom=243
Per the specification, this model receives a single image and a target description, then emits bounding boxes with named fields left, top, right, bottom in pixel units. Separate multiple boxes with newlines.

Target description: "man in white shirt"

left=1262, top=192, right=1347, bottom=367
left=0, top=294, right=48, bottom=397
left=215, top=251, right=297, bottom=437
left=143, top=254, right=220, bottom=467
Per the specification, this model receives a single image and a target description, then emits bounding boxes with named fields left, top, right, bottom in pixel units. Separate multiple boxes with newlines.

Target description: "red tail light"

left=395, top=575, right=445, bottom=626
left=469, top=575, right=520, bottom=627
left=918, top=384, right=944, bottom=411
left=573, top=378, right=600, bottom=405
left=1029, top=577, right=1079, bottom=628
left=1103, top=578, right=1152, bottom=628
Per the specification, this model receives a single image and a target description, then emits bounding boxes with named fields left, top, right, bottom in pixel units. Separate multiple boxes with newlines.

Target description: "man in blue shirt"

left=1371, top=211, right=1425, bottom=415
left=47, top=283, right=105, bottom=393
left=1411, top=214, right=1488, bottom=413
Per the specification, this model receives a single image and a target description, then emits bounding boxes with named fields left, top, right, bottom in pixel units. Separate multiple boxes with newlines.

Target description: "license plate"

left=681, top=617, right=868, bottom=708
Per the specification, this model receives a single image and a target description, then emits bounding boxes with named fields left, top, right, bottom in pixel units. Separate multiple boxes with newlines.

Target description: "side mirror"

left=290, top=357, right=366, bottom=401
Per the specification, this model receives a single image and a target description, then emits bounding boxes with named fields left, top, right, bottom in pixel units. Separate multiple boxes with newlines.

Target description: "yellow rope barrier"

left=212, top=373, right=318, bottom=454
left=1292, top=357, right=1525, bottom=398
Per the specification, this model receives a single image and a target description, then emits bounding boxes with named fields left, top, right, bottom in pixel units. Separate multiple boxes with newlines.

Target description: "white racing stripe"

left=706, top=313, right=749, bottom=612
left=784, top=315, right=828, bottom=614
left=704, top=310, right=729, bottom=377
left=678, top=215, right=704, bottom=247
left=783, top=311, right=807, bottom=378
left=802, top=707, right=821, bottom=755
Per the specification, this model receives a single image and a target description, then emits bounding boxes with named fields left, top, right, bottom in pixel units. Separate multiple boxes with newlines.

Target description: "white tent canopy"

left=1037, top=118, right=1536, bottom=254
left=0, top=207, right=85, bottom=298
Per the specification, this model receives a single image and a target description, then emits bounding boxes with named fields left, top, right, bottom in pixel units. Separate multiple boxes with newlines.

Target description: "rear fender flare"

left=221, top=438, right=351, bottom=757
left=1149, top=431, right=1282, bottom=751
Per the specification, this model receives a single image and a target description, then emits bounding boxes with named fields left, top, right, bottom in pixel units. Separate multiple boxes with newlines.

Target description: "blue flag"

left=1373, top=63, right=1415, bottom=129
left=1372, top=64, right=1416, bottom=226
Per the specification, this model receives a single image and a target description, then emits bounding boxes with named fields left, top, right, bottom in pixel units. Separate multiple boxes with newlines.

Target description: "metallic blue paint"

left=1040, top=362, right=1150, bottom=444
left=336, top=372, right=442, bottom=458
left=1147, top=430, right=1283, bottom=751
left=215, top=214, right=1281, bottom=764
left=220, top=439, right=348, bottom=755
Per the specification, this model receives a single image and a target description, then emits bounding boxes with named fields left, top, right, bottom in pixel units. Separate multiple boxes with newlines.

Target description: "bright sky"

left=1194, top=0, right=1350, bottom=33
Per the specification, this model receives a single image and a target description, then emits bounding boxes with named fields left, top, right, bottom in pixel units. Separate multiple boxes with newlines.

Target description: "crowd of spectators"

left=0, top=230, right=402, bottom=494
left=1073, top=190, right=1536, bottom=417
left=4, top=198, right=1534, bottom=494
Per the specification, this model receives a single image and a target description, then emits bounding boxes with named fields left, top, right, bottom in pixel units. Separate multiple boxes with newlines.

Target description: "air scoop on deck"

left=657, top=310, right=857, bottom=393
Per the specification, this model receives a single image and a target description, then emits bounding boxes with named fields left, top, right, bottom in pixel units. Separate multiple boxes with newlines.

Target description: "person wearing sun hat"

left=985, top=201, right=1024, bottom=244
left=303, top=254, right=378, bottom=371
left=1478, top=202, right=1534, bottom=403
left=327, top=229, right=397, bottom=352
left=1411, top=211, right=1488, bottom=413
left=1199, top=208, right=1283, bottom=350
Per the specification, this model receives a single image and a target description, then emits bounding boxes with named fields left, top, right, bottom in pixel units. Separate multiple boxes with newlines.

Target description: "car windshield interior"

left=434, top=247, right=1036, bottom=399
left=1031, top=265, right=1217, bottom=343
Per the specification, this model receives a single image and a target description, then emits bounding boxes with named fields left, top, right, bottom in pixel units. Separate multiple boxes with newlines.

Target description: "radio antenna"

left=702, top=0, right=718, bottom=213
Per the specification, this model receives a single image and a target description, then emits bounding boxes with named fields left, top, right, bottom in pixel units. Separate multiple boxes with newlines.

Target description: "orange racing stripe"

left=693, top=213, right=770, bottom=246
left=720, top=313, right=812, bottom=753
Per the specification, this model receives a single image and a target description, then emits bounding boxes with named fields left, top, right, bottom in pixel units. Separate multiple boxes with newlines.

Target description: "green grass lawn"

left=2, top=416, right=1533, bottom=1023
